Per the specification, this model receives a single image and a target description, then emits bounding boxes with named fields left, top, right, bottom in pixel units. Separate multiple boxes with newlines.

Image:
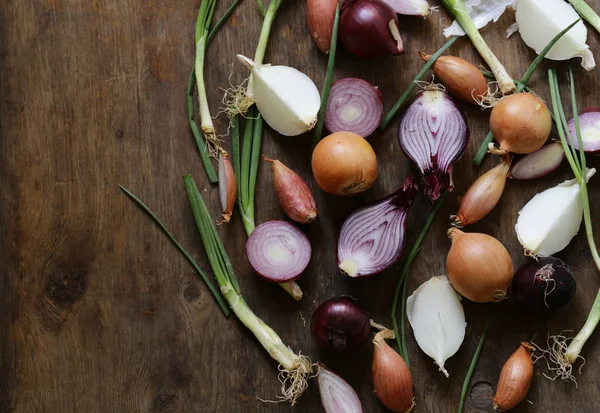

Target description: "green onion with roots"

left=568, top=0, right=600, bottom=34
left=542, top=67, right=600, bottom=383
left=184, top=174, right=312, bottom=404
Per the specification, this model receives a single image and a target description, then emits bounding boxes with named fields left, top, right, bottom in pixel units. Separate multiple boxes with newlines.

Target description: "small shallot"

left=493, top=343, right=535, bottom=412
left=317, top=363, right=363, bottom=413
left=407, top=275, right=466, bottom=377
left=372, top=329, right=415, bottom=413
left=218, top=152, right=237, bottom=223
left=452, top=155, right=511, bottom=227
left=307, top=0, right=338, bottom=53
left=338, top=176, right=418, bottom=278
left=264, top=157, right=317, bottom=224
left=509, top=142, right=564, bottom=180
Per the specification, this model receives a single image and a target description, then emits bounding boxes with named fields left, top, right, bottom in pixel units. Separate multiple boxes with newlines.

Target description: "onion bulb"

left=312, top=131, right=378, bottom=195
left=446, top=228, right=514, bottom=303
left=317, top=363, right=363, bottom=413
left=307, top=0, right=338, bottom=53
left=489, top=93, right=552, bottom=155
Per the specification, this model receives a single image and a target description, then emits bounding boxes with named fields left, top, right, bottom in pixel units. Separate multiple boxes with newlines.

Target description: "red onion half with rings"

left=398, top=89, right=469, bottom=202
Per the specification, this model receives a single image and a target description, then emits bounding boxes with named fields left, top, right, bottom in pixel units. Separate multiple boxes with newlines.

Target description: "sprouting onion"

left=568, top=0, right=600, bottom=34
left=183, top=174, right=312, bottom=403
left=543, top=68, right=600, bottom=380
left=458, top=317, right=490, bottom=413
left=473, top=19, right=580, bottom=166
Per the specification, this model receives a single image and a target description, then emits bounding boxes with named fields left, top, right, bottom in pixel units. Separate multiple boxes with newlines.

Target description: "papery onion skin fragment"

left=493, top=343, right=535, bottom=412
left=398, top=89, right=469, bottom=202
left=512, top=257, right=576, bottom=312
left=382, top=0, right=430, bottom=16
left=339, top=0, right=404, bottom=59
left=307, top=0, right=338, bottom=53
left=567, top=108, right=600, bottom=153
left=338, top=176, right=418, bottom=278
left=312, top=131, right=378, bottom=196
left=419, top=53, right=488, bottom=104
left=509, top=142, right=564, bottom=180
left=246, top=220, right=311, bottom=283
left=489, top=93, right=552, bottom=155
left=406, top=275, right=466, bottom=377
left=446, top=228, right=514, bottom=303
left=325, top=78, right=383, bottom=138
left=311, top=296, right=371, bottom=355
left=317, top=363, right=363, bottom=413
left=218, top=152, right=237, bottom=223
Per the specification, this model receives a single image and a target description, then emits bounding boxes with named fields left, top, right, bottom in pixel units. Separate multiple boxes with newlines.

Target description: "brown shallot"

left=218, top=152, right=237, bottom=223
left=493, top=343, right=535, bottom=411
left=306, top=0, right=338, bottom=53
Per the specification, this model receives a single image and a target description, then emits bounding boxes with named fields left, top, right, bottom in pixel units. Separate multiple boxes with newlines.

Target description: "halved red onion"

left=509, top=142, right=565, bottom=180
left=381, top=0, right=431, bottom=15
left=246, top=221, right=311, bottom=283
left=338, top=176, right=418, bottom=278
left=318, top=363, right=363, bottom=413
left=567, top=108, right=600, bottom=153
left=325, top=78, right=383, bottom=138
left=398, top=89, right=469, bottom=202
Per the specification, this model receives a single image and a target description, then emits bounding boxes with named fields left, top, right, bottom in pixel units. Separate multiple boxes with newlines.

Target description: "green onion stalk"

left=184, top=175, right=312, bottom=404
left=568, top=0, right=600, bottom=34
left=546, top=68, right=600, bottom=381
left=440, top=0, right=515, bottom=95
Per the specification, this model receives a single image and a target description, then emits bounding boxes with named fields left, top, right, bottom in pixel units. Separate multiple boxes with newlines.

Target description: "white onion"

left=444, top=0, right=516, bottom=37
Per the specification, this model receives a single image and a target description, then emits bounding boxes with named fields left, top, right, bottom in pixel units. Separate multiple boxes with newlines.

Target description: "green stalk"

left=118, top=185, right=229, bottom=316
left=472, top=19, right=580, bottom=166
left=568, top=0, right=600, bottom=34
left=253, top=0, right=282, bottom=65
left=380, top=37, right=457, bottom=131
left=248, top=113, right=264, bottom=220
left=480, top=70, right=534, bottom=93
left=312, top=3, right=340, bottom=147
left=399, top=266, right=412, bottom=368
left=458, top=317, right=490, bottom=413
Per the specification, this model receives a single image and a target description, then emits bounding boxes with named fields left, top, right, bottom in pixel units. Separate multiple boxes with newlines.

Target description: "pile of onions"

left=489, top=93, right=552, bottom=155
left=398, top=89, right=469, bottom=202
left=312, top=131, right=378, bottom=195
left=446, top=228, right=514, bottom=303
left=246, top=221, right=311, bottom=283
left=339, top=0, right=404, bottom=59
left=325, top=78, right=383, bottom=138
left=311, top=296, right=371, bottom=354
left=567, top=109, right=600, bottom=153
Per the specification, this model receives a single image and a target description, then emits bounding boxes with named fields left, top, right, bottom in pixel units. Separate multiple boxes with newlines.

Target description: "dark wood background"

left=2, top=0, right=600, bottom=412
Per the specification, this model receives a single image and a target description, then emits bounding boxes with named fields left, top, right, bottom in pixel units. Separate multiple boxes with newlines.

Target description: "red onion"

left=325, top=78, right=383, bottom=138
left=511, top=257, right=576, bottom=312
left=567, top=108, right=600, bottom=153
left=509, top=142, right=565, bottom=180
left=246, top=220, right=311, bottom=283
left=339, top=0, right=404, bottom=59
left=317, top=363, right=363, bottom=413
left=338, top=176, right=418, bottom=278
left=311, top=296, right=371, bottom=354
left=398, top=89, right=468, bottom=202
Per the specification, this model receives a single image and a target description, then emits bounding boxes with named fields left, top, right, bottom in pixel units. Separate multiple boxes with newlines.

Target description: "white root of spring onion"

left=443, top=0, right=516, bottom=37
left=510, top=0, right=595, bottom=70
left=406, top=275, right=466, bottom=377
left=237, top=55, right=321, bottom=136
left=515, top=168, right=596, bottom=257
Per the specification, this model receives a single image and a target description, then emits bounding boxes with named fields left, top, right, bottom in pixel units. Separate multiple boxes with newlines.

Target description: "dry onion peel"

left=493, top=342, right=535, bottom=411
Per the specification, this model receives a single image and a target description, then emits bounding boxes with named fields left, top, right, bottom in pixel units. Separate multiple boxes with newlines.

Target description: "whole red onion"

left=339, top=0, right=404, bottom=59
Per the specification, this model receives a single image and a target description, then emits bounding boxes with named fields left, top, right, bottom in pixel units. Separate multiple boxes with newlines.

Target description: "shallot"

left=307, top=0, right=338, bottom=53
left=218, top=152, right=237, bottom=223
left=567, top=109, right=600, bottom=153
left=317, top=363, right=363, bottom=413
left=493, top=343, right=535, bottom=411
left=509, top=142, right=565, bottom=180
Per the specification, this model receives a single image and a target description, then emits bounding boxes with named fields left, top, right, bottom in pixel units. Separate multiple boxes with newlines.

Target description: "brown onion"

left=489, top=93, right=552, bottom=155
left=312, top=131, right=378, bottom=195
left=493, top=343, right=534, bottom=411
left=307, top=0, right=338, bottom=53
left=218, top=152, right=237, bottom=223
left=446, top=228, right=514, bottom=303
left=372, top=329, right=415, bottom=413
left=419, top=53, right=488, bottom=104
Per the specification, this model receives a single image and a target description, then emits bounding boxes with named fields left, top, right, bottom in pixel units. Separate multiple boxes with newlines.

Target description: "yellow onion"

left=306, top=0, right=338, bottom=53
left=489, top=93, right=552, bottom=155
left=493, top=342, right=535, bottom=411
left=452, top=155, right=512, bottom=227
left=446, top=228, right=514, bottom=303
left=312, top=131, right=378, bottom=195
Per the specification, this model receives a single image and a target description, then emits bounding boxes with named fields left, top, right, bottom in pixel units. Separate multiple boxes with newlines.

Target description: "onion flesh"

left=325, top=78, right=383, bottom=138
left=317, top=363, right=363, bottom=413
left=307, top=0, right=338, bottom=53
left=567, top=109, right=600, bottom=153
left=338, top=176, right=418, bottom=278
left=509, top=142, right=565, bottom=180
left=381, top=0, right=430, bottom=16
left=398, top=89, right=469, bottom=202
left=246, top=220, right=311, bottom=282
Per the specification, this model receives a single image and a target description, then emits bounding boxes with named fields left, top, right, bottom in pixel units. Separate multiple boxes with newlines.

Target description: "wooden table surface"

left=2, top=1, right=600, bottom=412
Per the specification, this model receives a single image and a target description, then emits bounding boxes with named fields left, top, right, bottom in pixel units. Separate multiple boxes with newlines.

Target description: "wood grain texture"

left=2, top=0, right=600, bottom=412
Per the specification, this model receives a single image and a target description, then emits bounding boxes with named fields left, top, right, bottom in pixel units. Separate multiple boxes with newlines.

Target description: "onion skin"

left=446, top=229, right=514, bottom=303
left=307, top=0, right=338, bottom=53
left=453, top=155, right=511, bottom=227
left=567, top=108, right=600, bottom=153
left=339, top=0, right=404, bottom=59
left=218, top=153, right=237, bottom=223
left=490, top=93, right=552, bottom=155
left=264, top=157, right=317, bottom=224
left=493, top=343, right=534, bottom=412
left=372, top=330, right=415, bottom=413
left=419, top=53, right=488, bottom=104
left=312, top=131, right=378, bottom=195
